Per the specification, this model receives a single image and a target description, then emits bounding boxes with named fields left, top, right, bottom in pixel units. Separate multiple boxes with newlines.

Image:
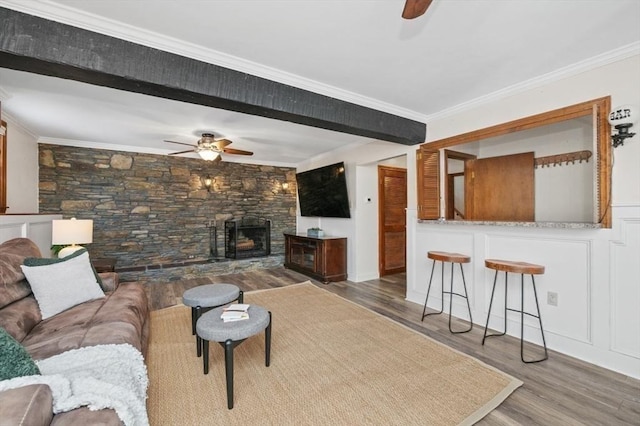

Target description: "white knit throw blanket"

left=0, top=344, right=149, bottom=426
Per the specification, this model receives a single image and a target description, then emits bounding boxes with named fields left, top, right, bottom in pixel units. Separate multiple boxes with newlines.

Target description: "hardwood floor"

left=145, top=267, right=640, bottom=425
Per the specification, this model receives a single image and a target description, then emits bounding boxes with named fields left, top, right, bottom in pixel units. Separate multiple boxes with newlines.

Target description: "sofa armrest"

left=0, top=384, right=54, bottom=426
left=98, top=272, right=120, bottom=292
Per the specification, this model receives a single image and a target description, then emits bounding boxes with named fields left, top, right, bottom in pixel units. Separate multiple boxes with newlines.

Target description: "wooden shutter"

left=417, top=148, right=440, bottom=220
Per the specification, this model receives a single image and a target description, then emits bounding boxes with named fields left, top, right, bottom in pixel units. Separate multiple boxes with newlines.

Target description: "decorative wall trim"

left=483, top=233, right=593, bottom=345
left=609, top=214, right=640, bottom=359
left=0, top=214, right=62, bottom=255
left=0, top=111, right=37, bottom=139
left=0, top=85, right=12, bottom=101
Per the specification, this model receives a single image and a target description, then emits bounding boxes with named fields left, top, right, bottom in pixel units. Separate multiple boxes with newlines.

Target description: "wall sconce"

left=52, top=218, right=94, bottom=258
left=203, top=174, right=213, bottom=192
left=282, top=182, right=289, bottom=191
left=609, top=104, right=637, bottom=148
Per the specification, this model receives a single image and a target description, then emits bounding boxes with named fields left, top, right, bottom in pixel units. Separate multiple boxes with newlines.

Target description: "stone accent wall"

left=39, top=144, right=297, bottom=270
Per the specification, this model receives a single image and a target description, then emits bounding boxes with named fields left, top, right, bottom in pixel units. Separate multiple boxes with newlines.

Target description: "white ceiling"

left=1, top=0, right=639, bottom=167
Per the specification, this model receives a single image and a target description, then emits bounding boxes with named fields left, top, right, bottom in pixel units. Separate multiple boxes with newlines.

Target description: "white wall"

left=354, top=164, right=379, bottom=281
left=409, top=54, right=640, bottom=379
left=4, top=117, right=39, bottom=213
left=296, top=143, right=412, bottom=281
left=302, top=52, right=640, bottom=379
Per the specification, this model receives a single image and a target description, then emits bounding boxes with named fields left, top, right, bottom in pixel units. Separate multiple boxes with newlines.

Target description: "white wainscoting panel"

left=0, top=215, right=62, bottom=257
left=610, top=215, right=640, bottom=359
left=484, top=234, right=592, bottom=345
left=411, top=227, right=476, bottom=318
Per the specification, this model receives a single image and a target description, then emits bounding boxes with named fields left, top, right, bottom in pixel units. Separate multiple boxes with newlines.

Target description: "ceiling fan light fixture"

left=198, top=150, right=220, bottom=161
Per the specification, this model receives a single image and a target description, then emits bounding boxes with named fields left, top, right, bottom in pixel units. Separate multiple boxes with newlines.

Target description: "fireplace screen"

left=225, top=218, right=271, bottom=259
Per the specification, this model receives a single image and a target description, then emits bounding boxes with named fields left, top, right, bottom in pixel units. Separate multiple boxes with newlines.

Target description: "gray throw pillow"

left=23, top=247, right=102, bottom=285
left=21, top=251, right=105, bottom=319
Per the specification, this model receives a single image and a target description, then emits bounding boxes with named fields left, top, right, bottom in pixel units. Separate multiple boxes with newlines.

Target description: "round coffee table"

left=196, top=305, right=272, bottom=409
left=182, top=283, right=243, bottom=357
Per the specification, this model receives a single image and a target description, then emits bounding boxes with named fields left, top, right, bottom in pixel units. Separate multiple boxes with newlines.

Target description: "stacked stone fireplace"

left=225, top=218, right=271, bottom=259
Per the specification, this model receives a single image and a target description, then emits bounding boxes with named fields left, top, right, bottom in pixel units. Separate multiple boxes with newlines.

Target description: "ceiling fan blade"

left=212, top=139, right=233, bottom=150
left=164, top=140, right=197, bottom=147
left=402, top=0, right=433, bottom=19
left=222, top=148, right=254, bottom=156
left=168, top=149, right=195, bottom=155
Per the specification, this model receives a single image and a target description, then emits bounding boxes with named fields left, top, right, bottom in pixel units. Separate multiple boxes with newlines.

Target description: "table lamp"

left=52, top=218, right=93, bottom=258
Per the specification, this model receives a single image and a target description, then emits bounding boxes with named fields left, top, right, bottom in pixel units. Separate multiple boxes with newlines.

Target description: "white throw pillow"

left=21, top=251, right=105, bottom=319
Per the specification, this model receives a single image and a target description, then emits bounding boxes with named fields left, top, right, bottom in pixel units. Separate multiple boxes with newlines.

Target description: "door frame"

left=378, top=165, right=407, bottom=277
left=0, top=119, right=6, bottom=214
left=444, top=150, right=476, bottom=220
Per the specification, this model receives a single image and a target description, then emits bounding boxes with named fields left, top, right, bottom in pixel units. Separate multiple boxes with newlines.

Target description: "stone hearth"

left=117, top=255, right=284, bottom=283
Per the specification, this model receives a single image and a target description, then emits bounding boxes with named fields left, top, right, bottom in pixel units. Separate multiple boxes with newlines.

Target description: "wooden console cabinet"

left=284, top=233, right=347, bottom=283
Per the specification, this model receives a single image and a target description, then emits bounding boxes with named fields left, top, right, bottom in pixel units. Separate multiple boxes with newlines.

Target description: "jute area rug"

left=146, top=282, right=522, bottom=425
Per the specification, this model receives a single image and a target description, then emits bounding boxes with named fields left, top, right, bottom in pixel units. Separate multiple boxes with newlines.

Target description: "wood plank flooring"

left=144, top=267, right=640, bottom=425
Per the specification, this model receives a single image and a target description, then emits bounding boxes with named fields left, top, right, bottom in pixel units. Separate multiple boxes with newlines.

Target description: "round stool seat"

left=422, top=250, right=473, bottom=333
left=482, top=258, right=548, bottom=363
left=183, top=284, right=240, bottom=308
left=428, top=251, right=471, bottom=263
left=197, top=305, right=270, bottom=342
left=485, top=259, right=545, bottom=275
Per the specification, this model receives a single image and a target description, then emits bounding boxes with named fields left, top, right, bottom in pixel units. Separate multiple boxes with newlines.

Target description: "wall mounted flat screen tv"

left=295, top=162, right=351, bottom=218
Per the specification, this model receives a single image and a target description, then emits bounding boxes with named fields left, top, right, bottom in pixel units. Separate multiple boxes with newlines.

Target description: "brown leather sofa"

left=0, top=238, right=150, bottom=425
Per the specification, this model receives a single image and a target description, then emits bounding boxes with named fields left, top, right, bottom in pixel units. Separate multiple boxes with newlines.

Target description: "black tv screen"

left=296, top=162, right=351, bottom=218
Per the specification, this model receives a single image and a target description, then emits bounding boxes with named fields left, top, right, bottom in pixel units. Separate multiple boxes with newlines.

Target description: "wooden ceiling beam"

left=0, top=7, right=425, bottom=146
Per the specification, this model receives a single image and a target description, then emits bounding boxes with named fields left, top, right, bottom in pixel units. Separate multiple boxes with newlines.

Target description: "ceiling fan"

left=402, top=0, right=434, bottom=19
left=164, top=133, right=253, bottom=162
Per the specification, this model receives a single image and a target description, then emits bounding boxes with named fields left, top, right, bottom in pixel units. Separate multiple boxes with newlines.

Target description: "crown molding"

left=0, top=0, right=427, bottom=123
left=38, top=137, right=299, bottom=168
left=425, top=42, right=640, bottom=123
left=0, top=85, right=12, bottom=101
left=2, top=1, right=636, bottom=130
left=1, top=111, right=37, bottom=138
left=39, top=137, right=172, bottom=156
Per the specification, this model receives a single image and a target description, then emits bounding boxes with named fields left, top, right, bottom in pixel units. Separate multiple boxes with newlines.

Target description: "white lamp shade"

left=52, top=219, right=94, bottom=245
left=198, top=150, right=220, bottom=161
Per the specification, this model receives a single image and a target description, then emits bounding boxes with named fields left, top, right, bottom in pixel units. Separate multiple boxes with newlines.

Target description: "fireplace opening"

left=225, top=218, right=271, bottom=259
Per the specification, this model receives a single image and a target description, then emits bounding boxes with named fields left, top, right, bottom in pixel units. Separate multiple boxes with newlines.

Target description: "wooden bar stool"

left=482, top=259, right=548, bottom=363
left=421, top=251, right=473, bottom=334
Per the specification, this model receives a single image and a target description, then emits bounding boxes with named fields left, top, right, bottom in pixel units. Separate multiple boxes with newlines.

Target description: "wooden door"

left=465, top=152, right=535, bottom=221
left=378, top=166, right=407, bottom=276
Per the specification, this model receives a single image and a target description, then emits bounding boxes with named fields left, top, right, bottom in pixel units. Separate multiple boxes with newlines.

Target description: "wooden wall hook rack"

left=534, top=150, right=592, bottom=168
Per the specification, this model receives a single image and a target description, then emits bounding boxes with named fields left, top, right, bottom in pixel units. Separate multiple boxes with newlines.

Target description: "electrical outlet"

left=547, top=291, right=558, bottom=306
